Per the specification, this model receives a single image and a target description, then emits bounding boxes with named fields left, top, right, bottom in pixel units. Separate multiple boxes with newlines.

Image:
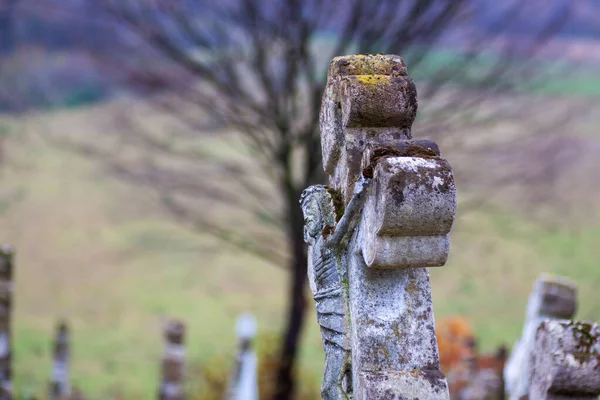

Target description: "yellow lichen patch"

left=355, top=74, right=392, bottom=84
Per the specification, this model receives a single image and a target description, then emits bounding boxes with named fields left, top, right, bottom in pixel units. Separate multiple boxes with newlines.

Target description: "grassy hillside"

left=0, top=102, right=599, bottom=398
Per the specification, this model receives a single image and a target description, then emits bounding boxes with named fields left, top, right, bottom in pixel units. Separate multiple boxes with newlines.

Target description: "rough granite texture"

left=528, top=320, right=600, bottom=399
left=504, top=274, right=578, bottom=400
left=307, top=54, right=457, bottom=399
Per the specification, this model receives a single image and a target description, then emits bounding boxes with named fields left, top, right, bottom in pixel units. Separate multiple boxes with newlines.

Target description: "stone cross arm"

left=360, top=148, right=456, bottom=269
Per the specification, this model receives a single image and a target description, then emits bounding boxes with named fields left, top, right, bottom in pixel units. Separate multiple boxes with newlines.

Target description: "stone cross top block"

left=505, top=274, right=577, bottom=400
left=529, top=320, right=600, bottom=399
left=304, top=54, right=456, bottom=399
left=320, top=54, right=441, bottom=203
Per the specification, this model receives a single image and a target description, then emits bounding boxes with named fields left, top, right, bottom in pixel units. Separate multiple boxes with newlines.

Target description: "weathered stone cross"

left=302, top=54, right=456, bottom=399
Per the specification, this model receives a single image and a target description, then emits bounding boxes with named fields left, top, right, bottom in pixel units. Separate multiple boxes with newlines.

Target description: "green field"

left=0, top=98, right=599, bottom=398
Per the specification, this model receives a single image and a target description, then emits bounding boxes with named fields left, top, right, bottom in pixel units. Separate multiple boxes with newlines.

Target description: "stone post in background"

left=226, top=313, right=258, bottom=400
left=528, top=320, right=600, bottom=399
left=306, top=54, right=456, bottom=399
left=457, top=344, right=507, bottom=400
left=158, top=319, right=186, bottom=400
left=504, top=274, right=577, bottom=399
left=0, top=245, right=12, bottom=400
left=49, top=321, right=70, bottom=400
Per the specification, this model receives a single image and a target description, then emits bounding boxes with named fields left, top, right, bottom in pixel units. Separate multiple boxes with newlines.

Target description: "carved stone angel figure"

left=300, top=175, right=370, bottom=400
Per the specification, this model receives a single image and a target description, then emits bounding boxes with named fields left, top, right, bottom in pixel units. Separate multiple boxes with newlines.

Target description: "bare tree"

left=55, top=0, right=580, bottom=398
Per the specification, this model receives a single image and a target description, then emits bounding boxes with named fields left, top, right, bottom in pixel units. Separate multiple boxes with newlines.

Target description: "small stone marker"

left=226, top=313, right=258, bottom=400
left=70, top=388, right=86, bottom=400
left=457, top=345, right=507, bottom=400
left=0, top=245, right=12, bottom=400
left=302, top=54, right=456, bottom=399
left=504, top=274, right=577, bottom=400
left=528, top=320, right=600, bottom=399
left=49, top=321, right=70, bottom=400
left=158, top=319, right=186, bottom=400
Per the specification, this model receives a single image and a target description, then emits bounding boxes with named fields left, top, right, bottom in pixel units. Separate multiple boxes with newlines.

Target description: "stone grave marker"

left=504, top=274, right=577, bottom=400
left=49, top=321, right=70, bottom=400
left=158, top=319, right=186, bottom=400
left=0, top=245, right=12, bottom=400
left=226, top=313, right=258, bottom=400
left=302, top=54, right=456, bottom=399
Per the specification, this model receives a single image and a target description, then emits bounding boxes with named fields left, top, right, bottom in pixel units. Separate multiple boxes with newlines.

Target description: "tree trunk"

left=273, top=199, right=307, bottom=400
